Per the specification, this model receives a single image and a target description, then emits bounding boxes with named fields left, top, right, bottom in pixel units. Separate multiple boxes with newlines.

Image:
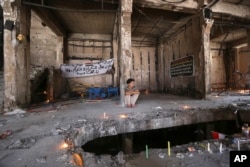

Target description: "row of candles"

left=145, top=141, right=172, bottom=160
left=58, top=131, right=242, bottom=161
left=207, top=140, right=241, bottom=153
left=60, top=140, right=241, bottom=160
left=144, top=141, right=243, bottom=159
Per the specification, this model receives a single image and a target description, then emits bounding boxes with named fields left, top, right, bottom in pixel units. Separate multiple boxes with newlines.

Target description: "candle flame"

left=71, top=153, right=84, bottom=167
left=119, top=114, right=127, bottom=119
left=183, top=105, right=189, bottom=109
left=240, top=90, right=245, bottom=93
left=60, top=142, right=69, bottom=149
left=103, top=112, right=108, bottom=119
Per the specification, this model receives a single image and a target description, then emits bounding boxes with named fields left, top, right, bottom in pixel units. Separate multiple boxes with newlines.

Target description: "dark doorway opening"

left=30, top=69, right=49, bottom=104
left=31, top=78, right=48, bottom=104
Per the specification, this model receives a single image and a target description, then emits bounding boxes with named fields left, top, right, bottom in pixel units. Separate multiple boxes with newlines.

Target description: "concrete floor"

left=0, top=92, right=250, bottom=166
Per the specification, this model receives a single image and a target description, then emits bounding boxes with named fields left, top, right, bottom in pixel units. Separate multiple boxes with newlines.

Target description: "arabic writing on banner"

left=60, top=59, right=114, bottom=78
left=170, top=56, right=194, bottom=77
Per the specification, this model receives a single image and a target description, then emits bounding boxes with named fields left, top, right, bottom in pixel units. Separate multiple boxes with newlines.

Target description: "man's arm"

left=125, top=89, right=140, bottom=95
left=132, top=89, right=140, bottom=94
left=125, top=89, right=133, bottom=95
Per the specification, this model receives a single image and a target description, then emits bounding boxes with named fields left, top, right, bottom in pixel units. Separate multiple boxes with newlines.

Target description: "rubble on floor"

left=0, top=93, right=249, bottom=167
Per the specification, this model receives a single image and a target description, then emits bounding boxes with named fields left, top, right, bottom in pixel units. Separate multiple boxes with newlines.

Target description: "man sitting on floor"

left=125, top=78, right=140, bottom=108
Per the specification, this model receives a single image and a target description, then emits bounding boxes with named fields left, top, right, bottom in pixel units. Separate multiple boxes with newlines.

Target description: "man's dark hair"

left=127, top=78, right=135, bottom=84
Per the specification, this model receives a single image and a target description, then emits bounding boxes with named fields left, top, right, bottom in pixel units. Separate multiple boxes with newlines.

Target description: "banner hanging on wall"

left=170, top=56, right=194, bottom=77
left=60, top=59, right=113, bottom=78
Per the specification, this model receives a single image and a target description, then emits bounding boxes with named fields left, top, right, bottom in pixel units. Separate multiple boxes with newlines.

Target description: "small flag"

left=211, top=131, right=226, bottom=139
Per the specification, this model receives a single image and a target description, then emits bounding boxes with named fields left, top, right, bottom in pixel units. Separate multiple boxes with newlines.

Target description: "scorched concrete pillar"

left=192, top=14, right=213, bottom=99
left=247, top=29, right=250, bottom=49
left=2, top=0, right=31, bottom=110
left=202, top=18, right=213, bottom=99
left=113, top=38, right=119, bottom=86
left=119, top=0, right=132, bottom=106
left=55, top=36, right=64, bottom=69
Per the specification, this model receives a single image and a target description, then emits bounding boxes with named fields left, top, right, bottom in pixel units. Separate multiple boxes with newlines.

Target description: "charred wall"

left=132, top=47, right=157, bottom=92
left=158, top=21, right=196, bottom=96
left=30, top=11, right=58, bottom=68
left=210, top=42, right=227, bottom=90
left=66, top=34, right=113, bottom=89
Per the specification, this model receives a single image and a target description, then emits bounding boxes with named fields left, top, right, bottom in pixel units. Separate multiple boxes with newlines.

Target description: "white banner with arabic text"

left=60, top=59, right=113, bottom=78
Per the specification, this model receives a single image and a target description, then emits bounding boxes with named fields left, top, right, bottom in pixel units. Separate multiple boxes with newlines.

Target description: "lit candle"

left=237, top=140, right=240, bottom=151
left=168, top=141, right=171, bottom=156
left=145, top=145, right=149, bottom=159
left=60, top=142, right=69, bottom=149
left=219, top=143, right=222, bottom=153
left=208, top=143, right=210, bottom=152
left=119, top=114, right=127, bottom=119
left=103, top=112, right=107, bottom=119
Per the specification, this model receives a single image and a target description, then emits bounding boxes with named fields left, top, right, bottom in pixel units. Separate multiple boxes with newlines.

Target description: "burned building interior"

left=0, top=0, right=250, bottom=167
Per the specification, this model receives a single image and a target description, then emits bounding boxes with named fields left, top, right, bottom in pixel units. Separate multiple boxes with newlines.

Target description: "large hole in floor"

left=82, top=120, right=241, bottom=156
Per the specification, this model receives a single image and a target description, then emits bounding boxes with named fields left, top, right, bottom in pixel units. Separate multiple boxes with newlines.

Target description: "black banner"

left=170, top=56, right=193, bottom=77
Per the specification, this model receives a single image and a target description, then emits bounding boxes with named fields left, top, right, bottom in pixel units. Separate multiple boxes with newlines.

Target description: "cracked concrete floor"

left=0, top=93, right=250, bottom=167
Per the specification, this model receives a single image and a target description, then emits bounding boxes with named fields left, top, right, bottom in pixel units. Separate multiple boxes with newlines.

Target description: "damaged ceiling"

left=24, top=0, right=250, bottom=46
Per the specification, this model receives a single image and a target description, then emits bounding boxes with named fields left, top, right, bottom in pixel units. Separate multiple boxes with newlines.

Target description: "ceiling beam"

left=133, top=6, right=191, bottom=21
left=211, top=1, right=250, bottom=19
left=139, top=17, right=162, bottom=46
left=133, top=0, right=198, bottom=14
left=32, top=7, right=66, bottom=36
left=68, top=33, right=112, bottom=41
left=37, top=0, right=118, bottom=12
left=227, top=37, right=247, bottom=48
left=160, top=15, right=192, bottom=42
left=211, top=25, right=240, bottom=40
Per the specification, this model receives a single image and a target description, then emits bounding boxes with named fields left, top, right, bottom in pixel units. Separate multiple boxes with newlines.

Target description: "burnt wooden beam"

left=46, top=0, right=118, bottom=11
left=133, top=0, right=198, bottom=14
left=227, top=37, right=247, bottom=48
left=211, top=1, right=250, bottom=19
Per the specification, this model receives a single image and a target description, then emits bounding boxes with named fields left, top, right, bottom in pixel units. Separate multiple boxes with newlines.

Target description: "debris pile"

left=0, top=130, right=12, bottom=139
